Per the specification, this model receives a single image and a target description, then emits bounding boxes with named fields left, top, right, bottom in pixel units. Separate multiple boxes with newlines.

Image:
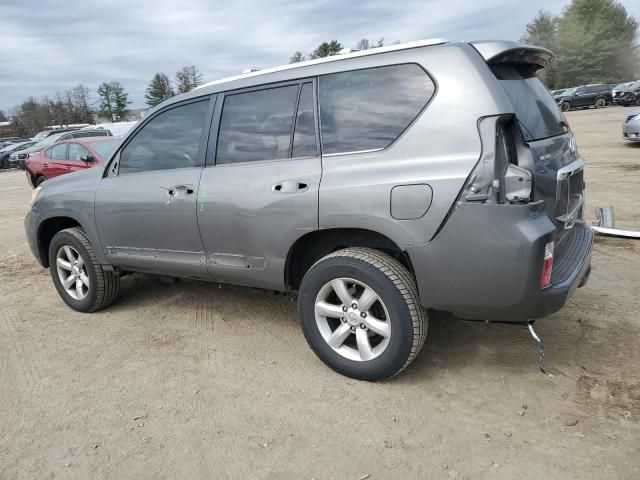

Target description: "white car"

left=623, top=110, right=640, bottom=142
left=82, top=121, right=137, bottom=137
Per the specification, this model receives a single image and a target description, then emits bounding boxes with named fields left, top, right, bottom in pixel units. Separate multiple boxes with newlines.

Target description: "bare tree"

left=175, top=66, right=204, bottom=94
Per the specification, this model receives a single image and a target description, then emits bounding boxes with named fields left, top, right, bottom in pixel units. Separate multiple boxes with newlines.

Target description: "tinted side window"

left=319, top=64, right=434, bottom=155
left=68, top=144, right=90, bottom=161
left=292, top=83, right=317, bottom=157
left=48, top=144, right=67, bottom=160
left=119, top=100, right=209, bottom=175
left=216, top=85, right=298, bottom=165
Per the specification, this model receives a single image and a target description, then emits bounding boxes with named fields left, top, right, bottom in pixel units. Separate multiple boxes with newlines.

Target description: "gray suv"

left=25, top=40, right=592, bottom=380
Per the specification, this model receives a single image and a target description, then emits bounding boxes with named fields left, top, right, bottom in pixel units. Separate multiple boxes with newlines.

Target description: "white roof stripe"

left=195, top=38, right=447, bottom=90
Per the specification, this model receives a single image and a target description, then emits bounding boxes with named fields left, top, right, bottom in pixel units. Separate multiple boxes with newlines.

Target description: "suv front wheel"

left=49, top=227, right=120, bottom=312
left=297, top=247, right=427, bottom=380
left=560, top=101, right=571, bottom=112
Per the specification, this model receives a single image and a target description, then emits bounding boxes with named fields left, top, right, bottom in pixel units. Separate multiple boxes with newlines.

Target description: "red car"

left=25, top=137, right=119, bottom=187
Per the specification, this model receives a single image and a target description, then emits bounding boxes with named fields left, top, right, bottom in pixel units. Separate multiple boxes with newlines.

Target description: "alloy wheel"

left=314, top=278, right=391, bottom=362
left=56, top=245, right=90, bottom=300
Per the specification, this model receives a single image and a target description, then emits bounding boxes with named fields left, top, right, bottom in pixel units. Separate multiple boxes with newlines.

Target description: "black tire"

left=35, top=175, right=46, bottom=186
left=297, top=247, right=427, bottom=381
left=48, top=227, right=120, bottom=312
left=594, top=97, right=606, bottom=109
left=560, top=101, right=571, bottom=112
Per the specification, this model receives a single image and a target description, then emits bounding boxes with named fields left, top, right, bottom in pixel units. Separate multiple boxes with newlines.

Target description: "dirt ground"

left=1, top=106, right=639, bottom=480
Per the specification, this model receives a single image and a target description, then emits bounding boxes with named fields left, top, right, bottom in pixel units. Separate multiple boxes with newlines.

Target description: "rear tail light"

left=561, top=112, right=571, bottom=132
left=540, top=241, right=554, bottom=288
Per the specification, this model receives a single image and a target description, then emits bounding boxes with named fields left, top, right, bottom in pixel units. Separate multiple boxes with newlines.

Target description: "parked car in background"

left=620, top=81, right=640, bottom=107
left=0, top=140, right=37, bottom=168
left=8, top=129, right=112, bottom=168
left=551, top=88, right=568, bottom=99
left=24, top=40, right=592, bottom=380
left=623, top=110, right=640, bottom=142
left=81, top=121, right=138, bottom=137
left=556, top=84, right=612, bottom=111
left=24, top=137, right=119, bottom=186
left=0, top=137, right=30, bottom=150
left=612, top=82, right=635, bottom=104
left=31, top=127, right=83, bottom=141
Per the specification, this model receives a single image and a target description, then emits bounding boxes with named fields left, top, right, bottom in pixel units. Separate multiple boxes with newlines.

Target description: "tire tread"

left=310, top=247, right=428, bottom=377
left=60, top=227, right=120, bottom=312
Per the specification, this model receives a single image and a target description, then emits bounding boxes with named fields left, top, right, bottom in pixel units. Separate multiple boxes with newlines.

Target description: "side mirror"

left=80, top=154, right=95, bottom=163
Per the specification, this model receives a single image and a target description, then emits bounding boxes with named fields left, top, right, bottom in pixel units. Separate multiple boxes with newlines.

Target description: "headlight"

left=30, top=186, right=42, bottom=205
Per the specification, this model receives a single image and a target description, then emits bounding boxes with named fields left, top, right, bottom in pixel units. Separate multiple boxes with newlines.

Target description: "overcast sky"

left=1, top=0, right=639, bottom=112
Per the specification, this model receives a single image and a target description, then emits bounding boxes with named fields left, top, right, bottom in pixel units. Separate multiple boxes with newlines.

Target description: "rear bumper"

left=407, top=202, right=592, bottom=322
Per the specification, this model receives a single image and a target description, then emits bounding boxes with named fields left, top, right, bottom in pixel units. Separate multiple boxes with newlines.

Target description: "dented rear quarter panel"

left=318, top=43, right=515, bottom=248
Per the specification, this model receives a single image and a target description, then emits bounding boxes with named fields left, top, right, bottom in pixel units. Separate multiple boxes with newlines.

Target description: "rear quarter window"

left=319, top=64, right=435, bottom=155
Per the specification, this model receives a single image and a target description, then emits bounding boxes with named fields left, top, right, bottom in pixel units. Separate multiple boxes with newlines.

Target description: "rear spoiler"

left=470, top=40, right=553, bottom=70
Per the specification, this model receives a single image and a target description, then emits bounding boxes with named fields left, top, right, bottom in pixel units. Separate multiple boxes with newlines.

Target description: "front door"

left=197, top=81, right=321, bottom=290
left=95, top=97, right=214, bottom=277
left=66, top=142, right=93, bottom=174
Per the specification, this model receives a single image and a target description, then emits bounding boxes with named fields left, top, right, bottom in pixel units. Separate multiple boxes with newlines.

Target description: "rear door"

left=44, top=143, right=69, bottom=178
left=197, top=80, right=321, bottom=290
left=95, top=97, right=214, bottom=277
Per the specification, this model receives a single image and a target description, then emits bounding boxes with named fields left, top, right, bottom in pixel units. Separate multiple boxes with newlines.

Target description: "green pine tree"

left=145, top=73, right=174, bottom=107
left=553, top=0, right=639, bottom=87
left=309, top=40, right=343, bottom=59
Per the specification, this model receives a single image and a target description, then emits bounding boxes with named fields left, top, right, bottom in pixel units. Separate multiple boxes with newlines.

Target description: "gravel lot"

left=1, top=107, right=639, bottom=479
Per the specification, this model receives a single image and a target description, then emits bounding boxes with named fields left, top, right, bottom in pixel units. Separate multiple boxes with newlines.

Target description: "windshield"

left=88, top=139, right=118, bottom=158
left=493, top=64, right=565, bottom=141
left=33, top=134, right=62, bottom=150
left=32, top=130, right=52, bottom=141
left=625, top=81, right=640, bottom=91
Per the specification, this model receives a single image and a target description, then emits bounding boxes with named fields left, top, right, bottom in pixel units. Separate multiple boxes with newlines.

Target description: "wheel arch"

left=37, top=216, right=82, bottom=268
left=285, top=228, right=416, bottom=291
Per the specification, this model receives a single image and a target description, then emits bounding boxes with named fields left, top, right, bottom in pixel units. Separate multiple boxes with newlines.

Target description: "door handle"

left=163, top=184, right=195, bottom=197
left=272, top=179, right=310, bottom=193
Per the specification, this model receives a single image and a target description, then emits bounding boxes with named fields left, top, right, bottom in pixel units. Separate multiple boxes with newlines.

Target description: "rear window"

left=493, top=64, right=565, bottom=141
left=319, top=64, right=434, bottom=154
left=216, top=85, right=299, bottom=165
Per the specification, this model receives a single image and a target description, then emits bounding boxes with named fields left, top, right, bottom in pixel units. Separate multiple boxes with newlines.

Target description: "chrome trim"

left=556, top=158, right=584, bottom=180
left=555, top=158, right=585, bottom=229
left=323, top=148, right=384, bottom=157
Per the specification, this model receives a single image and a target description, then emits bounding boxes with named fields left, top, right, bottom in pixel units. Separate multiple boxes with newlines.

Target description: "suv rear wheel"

left=297, top=247, right=427, bottom=380
left=594, top=97, right=606, bottom=108
left=49, top=227, right=120, bottom=312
